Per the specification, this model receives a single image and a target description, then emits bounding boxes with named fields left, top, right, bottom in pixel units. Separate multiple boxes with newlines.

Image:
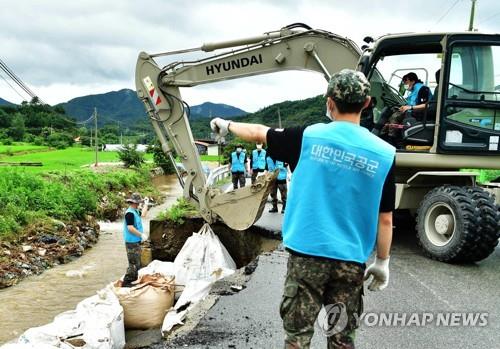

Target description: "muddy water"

left=0, top=175, right=181, bottom=344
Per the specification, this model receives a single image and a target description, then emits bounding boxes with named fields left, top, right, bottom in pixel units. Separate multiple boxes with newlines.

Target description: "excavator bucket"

left=209, top=172, right=277, bottom=230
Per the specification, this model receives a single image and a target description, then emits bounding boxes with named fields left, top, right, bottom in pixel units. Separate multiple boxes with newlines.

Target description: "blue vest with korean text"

left=406, top=82, right=424, bottom=106
left=267, top=157, right=287, bottom=180
left=282, top=121, right=395, bottom=263
left=252, top=149, right=266, bottom=170
left=231, top=151, right=245, bottom=173
left=123, top=207, right=143, bottom=243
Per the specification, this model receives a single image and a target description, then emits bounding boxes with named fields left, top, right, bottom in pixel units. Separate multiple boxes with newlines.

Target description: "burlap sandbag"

left=112, top=274, right=175, bottom=329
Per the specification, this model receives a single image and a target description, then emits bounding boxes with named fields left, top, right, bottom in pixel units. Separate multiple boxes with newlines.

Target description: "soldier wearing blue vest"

left=250, top=143, right=267, bottom=184
left=211, top=69, right=396, bottom=349
left=228, top=144, right=248, bottom=190
left=266, top=155, right=288, bottom=213
left=122, top=192, right=149, bottom=287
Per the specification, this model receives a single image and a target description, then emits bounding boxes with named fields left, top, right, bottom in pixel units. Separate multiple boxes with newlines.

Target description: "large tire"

left=416, top=186, right=480, bottom=263
left=463, top=187, right=500, bottom=261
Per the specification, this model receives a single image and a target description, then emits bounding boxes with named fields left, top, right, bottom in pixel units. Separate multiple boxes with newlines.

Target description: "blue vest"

left=252, top=149, right=266, bottom=170
left=123, top=207, right=143, bottom=243
left=283, top=121, right=395, bottom=264
left=406, top=82, right=433, bottom=106
left=231, top=151, right=246, bottom=173
left=267, top=157, right=287, bottom=180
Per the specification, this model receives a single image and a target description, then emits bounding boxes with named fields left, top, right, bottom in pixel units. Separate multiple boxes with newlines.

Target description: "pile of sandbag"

left=131, top=223, right=237, bottom=336
left=111, top=274, right=174, bottom=330
left=2, top=223, right=236, bottom=347
left=2, top=287, right=125, bottom=349
left=159, top=223, right=236, bottom=335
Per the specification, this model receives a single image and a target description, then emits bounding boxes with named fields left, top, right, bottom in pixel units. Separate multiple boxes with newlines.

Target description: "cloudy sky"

left=1, top=0, right=500, bottom=112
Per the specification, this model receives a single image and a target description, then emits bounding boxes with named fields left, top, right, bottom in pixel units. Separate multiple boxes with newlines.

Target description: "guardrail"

left=206, top=164, right=231, bottom=186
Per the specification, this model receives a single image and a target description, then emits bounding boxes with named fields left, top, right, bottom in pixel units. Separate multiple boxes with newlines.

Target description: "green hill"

left=59, top=89, right=247, bottom=126
left=0, top=97, right=16, bottom=107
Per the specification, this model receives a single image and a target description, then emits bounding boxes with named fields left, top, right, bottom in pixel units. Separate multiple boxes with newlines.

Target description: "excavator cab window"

left=438, top=35, right=500, bottom=155
left=366, top=53, right=440, bottom=150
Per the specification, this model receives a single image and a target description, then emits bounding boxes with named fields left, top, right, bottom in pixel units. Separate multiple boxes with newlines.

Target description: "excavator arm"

left=135, top=24, right=361, bottom=230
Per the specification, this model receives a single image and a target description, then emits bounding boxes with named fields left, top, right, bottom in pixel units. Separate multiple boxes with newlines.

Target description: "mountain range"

left=57, top=89, right=247, bottom=125
left=0, top=97, right=15, bottom=107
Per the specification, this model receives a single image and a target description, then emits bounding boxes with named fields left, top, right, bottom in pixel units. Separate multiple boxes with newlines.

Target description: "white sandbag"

left=16, top=288, right=125, bottom=349
left=161, top=279, right=212, bottom=334
left=162, top=224, right=236, bottom=336
left=112, top=274, right=174, bottom=330
left=1, top=343, right=61, bottom=349
left=173, top=224, right=236, bottom=285
left=138, top=260, right=175, bottom=278
left=75, top=288, right=125, bottom=349
left=18, top=310, right=83, bottom=347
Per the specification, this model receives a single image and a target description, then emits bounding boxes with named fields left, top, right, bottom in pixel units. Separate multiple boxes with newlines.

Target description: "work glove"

left=143, top=197, right=150, bottom=207
left=364, top=256, right=390, bottom=291
left=210, top=118, right=231, bottom=141
left=140, top=233, right=148, bottom=243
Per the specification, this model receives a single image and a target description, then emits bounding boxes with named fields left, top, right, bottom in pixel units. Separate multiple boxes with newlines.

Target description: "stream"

left=0, top=175, right=181, bottom=344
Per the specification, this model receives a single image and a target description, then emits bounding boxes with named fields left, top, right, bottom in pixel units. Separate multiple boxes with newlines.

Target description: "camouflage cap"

left=325, top=69, right=370, bottom=104
left=126, top=192, right=143, bottom=204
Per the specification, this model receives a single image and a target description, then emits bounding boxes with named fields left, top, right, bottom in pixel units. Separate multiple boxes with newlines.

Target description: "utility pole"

left=94, top=107, right=98, bottom=167
left=468, top=0, right=477, bottom=31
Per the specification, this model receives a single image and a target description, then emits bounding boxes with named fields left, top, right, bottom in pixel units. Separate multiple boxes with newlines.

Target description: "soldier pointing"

left=211, top=69, right=396, bottom=349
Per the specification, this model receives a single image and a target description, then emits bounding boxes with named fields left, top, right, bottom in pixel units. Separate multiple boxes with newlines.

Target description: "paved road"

left=158, top=202, right=500, bottom=349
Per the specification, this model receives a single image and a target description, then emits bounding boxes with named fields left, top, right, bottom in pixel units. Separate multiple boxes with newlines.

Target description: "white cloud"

left=0, top=0, right=499, bottom=111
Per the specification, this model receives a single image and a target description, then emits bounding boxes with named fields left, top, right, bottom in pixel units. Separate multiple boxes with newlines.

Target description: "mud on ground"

left=0, top=218, right=99, bottom=288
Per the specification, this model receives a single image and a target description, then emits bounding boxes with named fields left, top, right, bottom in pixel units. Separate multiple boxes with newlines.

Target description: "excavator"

left=135, top=23, right=500, bottom=263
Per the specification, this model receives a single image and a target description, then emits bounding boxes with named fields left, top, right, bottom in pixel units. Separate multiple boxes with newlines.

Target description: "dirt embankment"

left=0, top=218, right=100, bottom=288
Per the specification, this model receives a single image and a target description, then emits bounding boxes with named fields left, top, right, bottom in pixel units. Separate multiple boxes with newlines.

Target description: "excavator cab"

left=362, top=33, right=500, bottom=155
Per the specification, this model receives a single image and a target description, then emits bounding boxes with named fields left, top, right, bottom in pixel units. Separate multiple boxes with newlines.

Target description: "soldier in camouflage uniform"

left=122, top=193, right=149, bottom=287
left=210, top=69, right=396, bottom=349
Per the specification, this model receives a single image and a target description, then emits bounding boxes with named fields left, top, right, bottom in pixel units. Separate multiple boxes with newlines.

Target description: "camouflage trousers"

left=123, top=242, right=141, bottom=287
left=232, top=172, right=245, bottom=189
left=271, top=181, right=287, bottom=209
left=280, top=253, right=365, bottom=349
left=251, top=169, right=264, bottom=184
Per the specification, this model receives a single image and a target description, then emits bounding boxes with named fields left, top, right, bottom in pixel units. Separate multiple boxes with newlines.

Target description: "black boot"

left=269, top=206, right=278, bottom=213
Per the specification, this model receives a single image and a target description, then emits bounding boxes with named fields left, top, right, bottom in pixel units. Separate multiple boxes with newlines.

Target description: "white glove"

left=140, top=233, right=148, bottom=243
left=143, top=197, right=150, bottom=207
left=364, top=256, right=390, bottom=291
left=210, top=118, right=231, bottom=140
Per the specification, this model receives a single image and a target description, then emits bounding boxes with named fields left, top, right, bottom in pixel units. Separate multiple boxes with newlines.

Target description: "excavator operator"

left=372, top=72, right=432, bottom=147
left=211, top=69, right=396, bottom=349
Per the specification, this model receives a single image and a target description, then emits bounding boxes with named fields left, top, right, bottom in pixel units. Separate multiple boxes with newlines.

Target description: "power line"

left=0, top=60, right=36, bottom=99
left=478, top=9, right=500, bottom=25
left=0, top=58, right=46, bottom=104
left=57, top=113, right=95, bottom=125
left=0, top=70, right=27, bottom=101
left=434, top=0, right=461, bottom=26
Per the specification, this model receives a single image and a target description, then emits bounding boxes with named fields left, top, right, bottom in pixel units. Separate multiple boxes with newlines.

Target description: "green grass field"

left=0, top=143, right=49, bottom=154
left=0, top=146, right=153, bottom=172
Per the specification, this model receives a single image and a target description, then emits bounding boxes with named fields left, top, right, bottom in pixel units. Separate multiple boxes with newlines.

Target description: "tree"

left=221, top=137, right=254, bottom=165
left=8, top=113, right=25, bottom=141
left=46, top=132, right=74, bottom=149
left=118, top=144, right=145, bottom=168
left=152, top=140, right=176, bottom=174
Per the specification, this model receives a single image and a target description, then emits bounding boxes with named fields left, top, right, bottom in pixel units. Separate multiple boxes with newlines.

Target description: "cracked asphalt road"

left=154, top=203, right=500, bottom=349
